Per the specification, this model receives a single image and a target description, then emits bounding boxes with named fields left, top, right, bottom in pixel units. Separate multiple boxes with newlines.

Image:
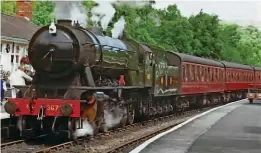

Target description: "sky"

left=152, top=0, right=261, bottom=28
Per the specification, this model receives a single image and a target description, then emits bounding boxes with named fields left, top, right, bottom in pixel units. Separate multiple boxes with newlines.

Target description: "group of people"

left=0, top=63, right=33, bottom=104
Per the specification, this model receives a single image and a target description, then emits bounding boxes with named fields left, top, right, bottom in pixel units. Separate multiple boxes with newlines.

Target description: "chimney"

left=16, top=0, right=32, bottom=21
left=57, top=19, right=73, bottom=26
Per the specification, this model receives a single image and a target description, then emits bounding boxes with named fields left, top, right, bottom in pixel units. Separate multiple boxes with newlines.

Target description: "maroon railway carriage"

left=253, top=66, right=261, bottom=89
left=247, top=66, right=261, bottom=103
left=220, top=61, right=254, bottom=100
left=221, top=61, right=254, bottom=91
left=170, top=52, right=225, bottom=95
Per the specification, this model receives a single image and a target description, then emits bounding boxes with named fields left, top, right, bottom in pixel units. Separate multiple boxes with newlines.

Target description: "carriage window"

left=201, top=66, right=205, bottom=82
left=228, top=72, right=230, bottom=81
left=205, top=68, right=208, bottom=82
left=212, top=68, right=214, bottom=82
left=186, top=65, right=189, bottom=82
left=194, top=66, right=197, bottom=81
left=208, top=67, right=211, bottom=82
left=225, top=72, right=229, bottom=81
left=219, top=70, right=221, bottom=82
left=209, top=68, right=213, bottom=82
left=182, top=65, right=186, bottom=82
left=212, top=68, right=215, bottom=82
left=196, top=66, right=200, bottom=82
left=211, top=68, right=215, bottom=82
left=216, top=69, right=219, bottom=82
left=190, top=65, right=195, bottom=81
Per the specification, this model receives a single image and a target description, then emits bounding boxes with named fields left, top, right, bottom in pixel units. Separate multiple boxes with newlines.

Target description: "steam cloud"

left=73, top=119, right=94, bottom=138
left=91, top=0, right=116, bottom=30
left=111, top=16, right=126, bottom=38
left=53, top=0, right=154, bottom=39
left=72, top=107, right=127, bottom=139
left=54, top=1, right=87, bottom=27
left=104, top=107, right=127, bottom=129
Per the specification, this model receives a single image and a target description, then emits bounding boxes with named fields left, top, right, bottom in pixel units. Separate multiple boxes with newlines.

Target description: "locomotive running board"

left=70, top=86, right=145, bottom=90
left=13, top=85, right=145, bottom=90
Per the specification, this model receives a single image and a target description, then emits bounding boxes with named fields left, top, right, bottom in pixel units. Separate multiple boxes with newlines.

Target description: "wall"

left=0, top=40, right=33, bottom=73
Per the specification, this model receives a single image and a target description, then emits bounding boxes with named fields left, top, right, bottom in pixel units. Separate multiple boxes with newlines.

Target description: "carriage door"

left=144, top=51, right=153, bottom=87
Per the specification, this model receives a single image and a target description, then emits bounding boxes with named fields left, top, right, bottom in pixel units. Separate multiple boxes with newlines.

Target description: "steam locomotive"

left=4, top=19, right=261, bottom=140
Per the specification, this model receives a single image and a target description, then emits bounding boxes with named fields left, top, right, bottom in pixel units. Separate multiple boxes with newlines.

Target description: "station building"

left=0, top=0, right=38, bottom=73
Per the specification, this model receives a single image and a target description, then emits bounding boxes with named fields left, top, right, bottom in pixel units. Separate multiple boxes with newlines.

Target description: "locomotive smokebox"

left=57, top=19, right=73, bottom=26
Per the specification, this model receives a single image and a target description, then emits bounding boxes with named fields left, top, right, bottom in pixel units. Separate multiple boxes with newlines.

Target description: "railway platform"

left=130, top=99, right=261, bottom=153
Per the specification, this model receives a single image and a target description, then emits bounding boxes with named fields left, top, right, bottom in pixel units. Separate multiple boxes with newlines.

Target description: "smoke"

left=90, top=14, right=100, bottom=27
left=111, top=16, right=126, bottom=38
left=115, top=0, right=151, bottom=8
left=90, top=0, right=150, bottom=34
left=73, top=119, right=94, bottom=138
left=104, top=107, right=127, bottom=129
left=91, top=0, right=116, bottom=30
left=54, top=1, right=87, bottom=27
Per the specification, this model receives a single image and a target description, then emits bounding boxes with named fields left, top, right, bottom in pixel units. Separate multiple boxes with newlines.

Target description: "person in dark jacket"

left=1, top=77, right=7, bottom=104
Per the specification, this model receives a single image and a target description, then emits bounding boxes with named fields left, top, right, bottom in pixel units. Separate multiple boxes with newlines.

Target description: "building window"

left=16, top=55, right=19, bottom=63
left=11, top=55, right=14, bottom=63
left=16, top=45, right=20, bottom=53
left=6, top=44, right=10, bottom=53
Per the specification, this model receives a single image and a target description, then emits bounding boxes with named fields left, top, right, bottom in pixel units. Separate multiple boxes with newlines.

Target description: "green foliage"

left=1, top=1, right=16, bottom=15
left=1, top=1, right=260, bottom=66
left=31, top=1, right=55, bottom=26
left=82, top=0, right=96, bottom=27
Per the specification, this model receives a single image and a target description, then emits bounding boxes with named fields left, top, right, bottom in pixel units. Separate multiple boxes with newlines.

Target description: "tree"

left=2, top=0, right=260, bottom=66
left=31, top=1, right=55, bottom=26
left=0, top=1, right=16, bottom=15
left=188, top=10, right=222, bottom=59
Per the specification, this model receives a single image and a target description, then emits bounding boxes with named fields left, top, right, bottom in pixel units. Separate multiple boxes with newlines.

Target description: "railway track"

left=24, top=104, right=222, bottom=153
left=0, top=135, right=65, bottom=153
left=1, top=140, right=25, bottom=149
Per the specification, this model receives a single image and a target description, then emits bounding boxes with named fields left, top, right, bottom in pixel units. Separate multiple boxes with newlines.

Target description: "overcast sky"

left=152, top=0, right=261, bottom=28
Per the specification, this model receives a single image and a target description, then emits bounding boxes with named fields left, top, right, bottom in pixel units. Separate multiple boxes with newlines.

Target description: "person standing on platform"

left=9, top=66, right=33, bottom=98
left=1, top=76, right=7, bottom=105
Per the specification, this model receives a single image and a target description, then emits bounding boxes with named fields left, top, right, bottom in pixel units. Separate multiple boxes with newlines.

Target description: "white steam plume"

left=115, top=0, right=151, bottom=8
left=54, top=1, right=87, bottom=27
left=91, top=0, right=116, bottom=30
left=111, top=16, right=126, bottom=38
left=73, top=120, right=94, bottom=138
left=104, top=107, right=127, bottom=129
left=90, top=0, right=153, bottom=36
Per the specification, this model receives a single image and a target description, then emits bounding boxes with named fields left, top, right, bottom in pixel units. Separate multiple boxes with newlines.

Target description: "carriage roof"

left=168, top=51, right=224, bottom=67
left=220, top=61, right=253, bottom=70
